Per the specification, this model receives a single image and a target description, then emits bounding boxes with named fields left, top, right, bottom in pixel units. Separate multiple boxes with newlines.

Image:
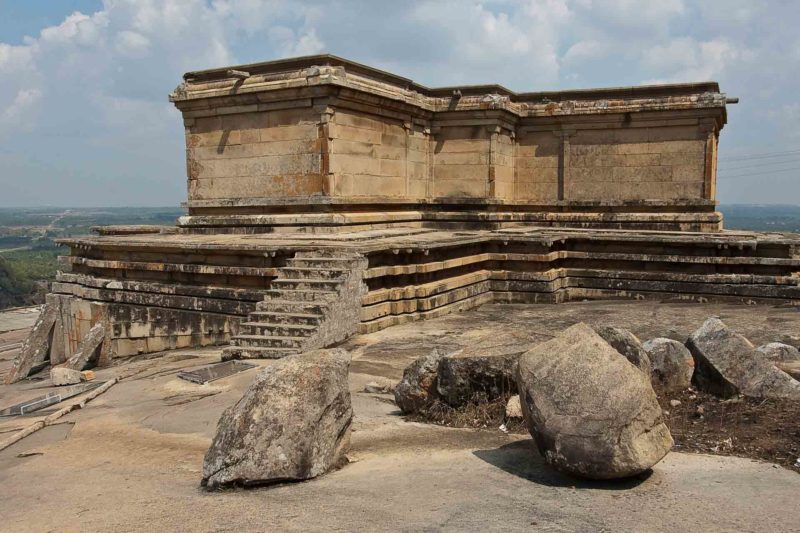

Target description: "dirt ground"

left=1, top=301, right=800, bottom=532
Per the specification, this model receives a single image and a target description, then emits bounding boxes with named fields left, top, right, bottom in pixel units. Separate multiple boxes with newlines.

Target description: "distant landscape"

left=0, top=204, right=799, bottom=310
left=0, top=207, right=184, bottom=309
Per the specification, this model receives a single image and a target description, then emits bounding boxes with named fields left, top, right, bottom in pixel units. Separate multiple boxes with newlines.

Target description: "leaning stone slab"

left=687, top=318, right=800, bottom=400
left=756, top=342, right=800, bottom=363
left=394, top=349, right=445, bottom=414
left=516, top=323, right=673, bottom=480
left=643, top=338, right=694, bottom=394
left=59, top=323, right=105, bottom=371
left=593, top=326, right=650, bottom=374
left=5, top=302, right=59, bottom=384
left=202, top=348, right=352, bottom=489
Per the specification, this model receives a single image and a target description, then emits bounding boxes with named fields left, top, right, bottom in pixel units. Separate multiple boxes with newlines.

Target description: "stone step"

left=271, top=278, right=342, bottom=291
left=231, top=335, right=306, bottom=348
left=287, top=257, right=361, bottom=269
left=240, top=321, right=317, bottom=337
left=255, top=299, right=330, bottom=314
left=279, top=267, right=350, bottom=280
left=264, top=289, right=339, bottom=302
left=248, top=310, right=322, bottom=325
left=221, top=346, right=300, bottom=360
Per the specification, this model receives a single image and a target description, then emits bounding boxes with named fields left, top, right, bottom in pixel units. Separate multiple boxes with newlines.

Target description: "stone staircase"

left=221, top=250, right=367, bottom=360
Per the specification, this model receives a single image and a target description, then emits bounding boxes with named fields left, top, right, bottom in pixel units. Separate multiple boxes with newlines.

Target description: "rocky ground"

left=1, top=301, right=800, bottom=531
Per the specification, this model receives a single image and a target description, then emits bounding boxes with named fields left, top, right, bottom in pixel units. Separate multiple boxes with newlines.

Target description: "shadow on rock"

left=473, top=440, right=652, bottom=490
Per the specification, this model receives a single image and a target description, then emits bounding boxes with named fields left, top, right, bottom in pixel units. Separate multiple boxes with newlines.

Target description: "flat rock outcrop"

left=687, top=318, right=800, bottom=400
left=643, top=338, right=694, bottom=393
left=394, top=349, right=445, bottom=414
left=756, top=342, right=800, bottom=362
left=202, top=348, right=352, bottom=489
left=516, top=323, right=673, bottom=479
left=593, top=326, right=650, bottom=373
left=5, top=301, right=58, bottom=384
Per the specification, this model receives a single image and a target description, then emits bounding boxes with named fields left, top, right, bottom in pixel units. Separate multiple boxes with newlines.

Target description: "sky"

left=0, top=0, right=798, bottom=207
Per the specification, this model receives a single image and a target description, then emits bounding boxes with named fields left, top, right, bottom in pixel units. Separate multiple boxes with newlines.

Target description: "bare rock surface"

left=516, top=323, right=673, bottom=479
left=687, top=318, right=800, bottom=400
left=202, top=348, right=352, bottom=489
left=59, top=323, right=105, bottom=371
left=593, top=325, right=650, bottom=373
left=50, top=367, right=83, bottom=386
left=394, top=349, right=444, bottom=414
left=644, top=338, right=694, bottom=393
left=756, top=342, right=800, bottom=362
left=5, top=302, right=58, bottom=384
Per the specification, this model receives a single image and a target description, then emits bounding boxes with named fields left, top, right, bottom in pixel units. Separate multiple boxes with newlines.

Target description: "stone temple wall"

left=172, top=55, right=729, bottom=233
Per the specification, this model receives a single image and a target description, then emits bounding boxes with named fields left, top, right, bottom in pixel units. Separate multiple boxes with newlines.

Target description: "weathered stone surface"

left=687, top=318, right=800, bottom=400
left=756, top=342, right=800, bottom=362
left=394, top=350, right=444, bottom=414
left=59, top=323, right=105, bottom=371
left=594, top=326, right=650, bottom=373
left=50, top=367, right=83, bottom=386
left=643, top=338, right=694, bottom=393
left=436, top=331, right=540, bottom=407
left=505, top=395, right=522, bottom=419
left=202, top=348, right=352, bottom=489
left=516, top=323, right=673, bottom=479
left=363, top=377, right=395, bottom=394
left=5, top=301, right=58, bottom=384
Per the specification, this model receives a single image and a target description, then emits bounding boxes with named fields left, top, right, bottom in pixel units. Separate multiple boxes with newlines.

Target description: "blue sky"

left=0, top=0, right=798, bottom=206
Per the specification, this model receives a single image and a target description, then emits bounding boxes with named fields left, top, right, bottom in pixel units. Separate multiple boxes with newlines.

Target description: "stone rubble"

left=593, top=326, right=651, bottom=374
left=394, top=349, right=445, bottom=414
left=643, top=338, right=695, bottom=393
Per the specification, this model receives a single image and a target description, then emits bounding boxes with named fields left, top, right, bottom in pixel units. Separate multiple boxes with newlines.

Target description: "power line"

left=718, top=156, right=800, bottom=171
left=718, top=166, right=800, bottom=179
left=719, top=148, right=800, bottom=162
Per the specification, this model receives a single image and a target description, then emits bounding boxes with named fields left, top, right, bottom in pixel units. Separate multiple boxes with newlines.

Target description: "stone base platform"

left=47, top=225, right=800, bottom=361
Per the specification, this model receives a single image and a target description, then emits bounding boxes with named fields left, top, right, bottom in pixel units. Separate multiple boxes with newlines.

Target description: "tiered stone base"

left=53, top=226, right=800, bottom=361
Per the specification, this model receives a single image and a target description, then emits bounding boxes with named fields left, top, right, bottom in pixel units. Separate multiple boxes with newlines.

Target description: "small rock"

left=776, top=361, right=800, bottom=381
left=593, top=326, right=650, bottom=373
left=505, top=395, right=522, bottom=418
left=50, top=367, right=83, bottom=386
left=643, top=338, right=694, bottom=393
left=696, top=406, right=705, bottom=416
left=363, top=377, right=394, bottom=394
left=669, top=399, right=681, bottom=407
left=516, top=323, right=672, bottom=480
left=394, top=350, right=445, bottom=414
left=687, top=318, right=800, bottom=400
left=202, top=348, right=352, bottom=489
left=756, top=342, right=800, bottom=362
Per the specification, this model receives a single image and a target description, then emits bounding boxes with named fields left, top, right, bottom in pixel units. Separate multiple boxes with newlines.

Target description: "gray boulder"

left=50, top=367, right=84, bottom=386
left=59, top=323, right=105, bottom=371
left=394, top=349, right=445, bottom=414
left=5, top=301, right=58, bottom=384
left=593, top=326, right=650, bottom=374
left=202, top=348, right=352, bottom=489
left=516, top=323, right=673, bottom=479
left=687, top=318, right=800, bottom=400
left=756, top=342, right=800, bottom=362
left=643, top=338, right=694, bottom=393
left=436, top=331, right=540, bottom=407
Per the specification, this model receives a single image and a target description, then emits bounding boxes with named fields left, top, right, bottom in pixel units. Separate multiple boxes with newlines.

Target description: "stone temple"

left=30, top=54, right=800, bottom=367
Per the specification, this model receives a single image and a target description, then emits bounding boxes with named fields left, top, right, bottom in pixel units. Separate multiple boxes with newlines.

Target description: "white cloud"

left=642, top=37, right=745, bottom=82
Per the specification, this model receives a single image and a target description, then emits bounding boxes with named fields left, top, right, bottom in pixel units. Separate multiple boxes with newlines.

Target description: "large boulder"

left=593, top=326, right=650, bottom=374
left=202, top=348, right=352, bottom=489
left=687, top=318, right=800, bottom=400
left=643, top=338, right=694, bottom=393
left=5, top=301, right=59, bottom=384
left=756, top=342, right=800, bottom=362
left=394, top=349, right=445, bottom=414
left=516, top=323, right=673, bottom=480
